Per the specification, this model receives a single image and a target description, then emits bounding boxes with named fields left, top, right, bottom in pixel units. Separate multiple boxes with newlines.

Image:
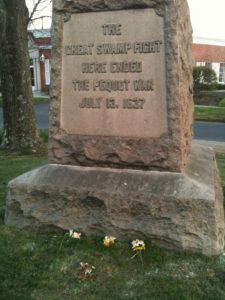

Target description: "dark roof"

left=28, top=29, right=51, bottom=47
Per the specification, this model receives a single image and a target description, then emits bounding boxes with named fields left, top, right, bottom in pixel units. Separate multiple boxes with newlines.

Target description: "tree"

left=193, top=66, right=218, bottom=96
left=0, top=0, right=42, bottom=152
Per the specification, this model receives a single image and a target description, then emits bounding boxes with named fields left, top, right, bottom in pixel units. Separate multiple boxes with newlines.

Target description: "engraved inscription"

left=133, top=80, right=154, bottom=91
left=82, top=62, right=107, bottom=73
left=93, top=80, right=130, bottom=92
left=72, top=80, right=90, bottom=91
left=61, top=9, right=168, bottom=138
left=133, top=41, right=162, bottom=53
left=106, top=98, right=119, bottom=109
left=123, top=98, right=145, bottom=109
left=65, top=44, right=94, bottom=55
left=110, top=61, right=142, bottom=73
left=79, top=97, right=102, bottom=109
left=64, top=41, right=163, bottom=56
left=102, top=24, right=122, bottom=35
left=81, top=61, right=142, bottom=73
left=96, top=42, right=132, bottom=55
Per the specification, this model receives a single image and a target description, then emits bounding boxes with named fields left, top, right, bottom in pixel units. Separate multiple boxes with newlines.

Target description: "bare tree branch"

left=30, top=15, right=51, bottom=22
left=28, top=0, right=43, bottom=24
left=35, top=1, right=51, bottom=13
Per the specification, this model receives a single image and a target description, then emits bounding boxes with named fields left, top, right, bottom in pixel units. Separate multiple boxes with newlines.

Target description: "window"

left=196, top=62, right=205, bottom=67
left=219, top=63, right=225, bottom=83
left=205, top=62, right=212, bottom=69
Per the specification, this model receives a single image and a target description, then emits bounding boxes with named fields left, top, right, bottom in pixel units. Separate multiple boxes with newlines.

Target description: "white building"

left=193, top=37, right=225, bottom=84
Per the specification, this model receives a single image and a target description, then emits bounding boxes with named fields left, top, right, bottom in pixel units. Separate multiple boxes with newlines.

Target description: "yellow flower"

left=131, top=239, right=146, bottom=251
left=69, top=230, right=81, bottom=239
left=103, top=236, right=116, bottom=247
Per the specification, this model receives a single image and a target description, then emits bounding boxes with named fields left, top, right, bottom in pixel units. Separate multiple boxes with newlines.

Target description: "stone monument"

left=5, top=0, right=224, bottom=256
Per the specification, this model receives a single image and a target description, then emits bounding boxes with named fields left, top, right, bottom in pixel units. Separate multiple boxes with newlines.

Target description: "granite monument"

left=5, top=0, right=224, bottom=256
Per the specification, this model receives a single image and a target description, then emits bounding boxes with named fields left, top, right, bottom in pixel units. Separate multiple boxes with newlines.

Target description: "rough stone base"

left=5, top=144, right=224, bottom=256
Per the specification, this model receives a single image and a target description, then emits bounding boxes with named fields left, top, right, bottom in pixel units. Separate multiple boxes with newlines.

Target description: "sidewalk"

left=194, top=140, right=225, bottom=154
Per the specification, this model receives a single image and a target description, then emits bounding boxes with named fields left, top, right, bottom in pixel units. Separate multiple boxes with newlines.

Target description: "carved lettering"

left=133, top=80, right=154, bottom=91
left=106, top=98, right=119, bottom=109
left=102, top=24, right=122, bottom=35
left=65, top=44, right=94, bottom=55
left=110, top=61, right=142, bottom=73
left=65, top=41, right=163, bottom=56
left=72, top=80, right=90, bottom=91
left=78, top=97, right=145, bottom=109
left=93, top=80, right=130, bottom=92
left=79, top=97, right=102, bottom=109
left=96, top=43, right=132, bottom=55
left=133, top=41, right=163, bottom=53
left=62, top=10, right=167, bottom=138
left=82, top=62, right=107, bottom=73
left=123, top=98, right=145, bottom=109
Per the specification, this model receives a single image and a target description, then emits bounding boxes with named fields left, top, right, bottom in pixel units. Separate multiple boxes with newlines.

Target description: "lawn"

left=0, top=152, right=225, bottom=300
left=195, top=106, right=225, bottom=122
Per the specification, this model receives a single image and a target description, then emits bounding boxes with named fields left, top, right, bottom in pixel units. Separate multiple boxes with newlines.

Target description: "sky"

left=26, top=0, right=52, bottom=30
left=26, top=0, right=225, bottom=40
left=187, top=0, right=225, bottom=40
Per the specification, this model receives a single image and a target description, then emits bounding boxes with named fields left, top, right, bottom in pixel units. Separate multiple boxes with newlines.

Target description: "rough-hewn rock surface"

left=55, top=0, right=165, bottom=15
left=5, top=144, right=224, bottom=256
left=49, top=0, right=194, bottom=172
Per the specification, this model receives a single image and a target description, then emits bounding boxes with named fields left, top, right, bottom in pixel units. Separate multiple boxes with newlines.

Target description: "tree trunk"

left=0, top=0, right=41, bottom=152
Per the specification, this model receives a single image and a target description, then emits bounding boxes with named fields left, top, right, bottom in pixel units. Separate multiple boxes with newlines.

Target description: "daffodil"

left=103, top=236, right=116, bottom=247
left=131, top=239, right=146, bottom=252
left=131, top=239, right=146, bottom=263
left=69, top=230, right=81, bottom=239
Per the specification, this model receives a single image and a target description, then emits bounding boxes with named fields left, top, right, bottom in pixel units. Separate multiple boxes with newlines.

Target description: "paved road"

left=194, top=121, right=225, bottom=142
left=35, top=103, right=49, bottom=129
left=0, top=104, right=225, bottom=142
left=0, top=103, right=49, bottom=129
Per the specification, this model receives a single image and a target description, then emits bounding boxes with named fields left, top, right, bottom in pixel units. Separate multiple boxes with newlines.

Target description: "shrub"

left=217, top=83, right=225, bottom=90
left=218, top=98, right=225, bottom=107
left=39, top=129, right=48, bottom=143
left=193, top=66, right=217, bottom=95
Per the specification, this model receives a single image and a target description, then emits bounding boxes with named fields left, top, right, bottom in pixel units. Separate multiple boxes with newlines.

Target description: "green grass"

left=32, top=96, right=49, bottom=104
left=219, top=99, right=225, bottom=108
left=0, top=152, right=225, bottom=299
left=1, top=230, right=225, bottom=300
left=195, top=106, right=225, bottom=122
left=0, top=96, right=49, bottom=107
left=0, top=151, right=47, bottom=220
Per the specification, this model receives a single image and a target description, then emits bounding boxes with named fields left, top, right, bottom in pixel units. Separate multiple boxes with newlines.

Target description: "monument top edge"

left=54, top=0, right=167, bottom=16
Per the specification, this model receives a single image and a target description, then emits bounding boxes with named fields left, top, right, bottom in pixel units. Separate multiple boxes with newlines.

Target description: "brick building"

left=28, top=29, right=51, bottom=94
left=192, top=37, right=225, bottom=84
